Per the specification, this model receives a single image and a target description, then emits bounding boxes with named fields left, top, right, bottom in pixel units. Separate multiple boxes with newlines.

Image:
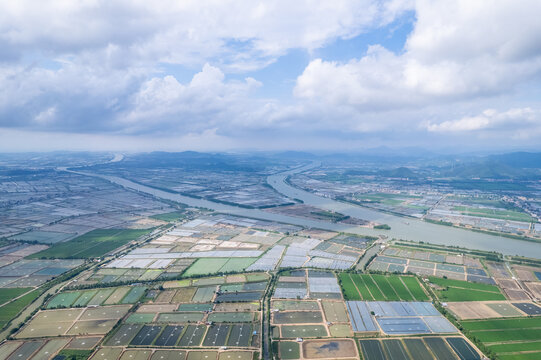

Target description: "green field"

left=28, top=228, right=152, bottom=259
left=150, top=211, right=187, bottom=222
left=462, top=317, right=541, bottom=331
left=184, top=257, right=256, bottom=276
left=0, top=289, right=40, bottom=328
left=453, top=206, right=535, bottom=222
left=0, top=288, right=33, bottom=305
left=462, top=318, right=541, bottom=359
left=429, top=277, right=505, bottom=301
left=339, top=273, right=428, bottom=301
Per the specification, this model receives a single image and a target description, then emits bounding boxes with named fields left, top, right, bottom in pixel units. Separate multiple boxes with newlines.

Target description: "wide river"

left=76, top=167, right=541, bottom=258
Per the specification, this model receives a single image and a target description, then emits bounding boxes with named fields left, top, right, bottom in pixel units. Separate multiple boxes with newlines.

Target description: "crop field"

left=28, top=228, right=152, bottom=259
left=359, top=337, right=480, bottom=360
left=151, top=210, right=187, bottom=222
left=280, top=325, right=328, bottom=338
left=453, top=206, right=535, bottom=222
left=184, top=258, right=256, bottom=276
left=339, top=273, right=428, bottom=301
left=461, top=317, right=541, bottom=359
left=429, top=277, right=505, bottom=301
left=0, top=289, right=40, bottom=328
left=0, top=287, right=32, bottom=305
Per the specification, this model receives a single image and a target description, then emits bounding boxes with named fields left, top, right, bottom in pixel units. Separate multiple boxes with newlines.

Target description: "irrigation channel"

left=70, top=168, right=541, bottom=259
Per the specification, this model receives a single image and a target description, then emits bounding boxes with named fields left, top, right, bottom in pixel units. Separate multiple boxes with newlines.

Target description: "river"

left=72, top=169, right=541, bottom=258
left=267, top=163, right=541, bottom=258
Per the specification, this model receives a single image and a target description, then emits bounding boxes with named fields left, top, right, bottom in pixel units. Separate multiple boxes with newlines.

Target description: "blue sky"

left=1, top=1, right=541, bottom=152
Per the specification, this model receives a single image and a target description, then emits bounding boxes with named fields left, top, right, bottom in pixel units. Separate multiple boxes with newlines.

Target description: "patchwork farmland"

left=4, top=214, right=541, bottom=360
left=339, top=273, right=429, bottom=301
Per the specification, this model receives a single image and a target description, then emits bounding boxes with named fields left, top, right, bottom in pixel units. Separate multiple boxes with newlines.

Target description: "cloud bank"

left=1, top=0, right=541, bottom=151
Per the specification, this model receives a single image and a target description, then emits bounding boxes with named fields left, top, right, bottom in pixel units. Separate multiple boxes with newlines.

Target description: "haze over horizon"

left=1, top=0, right=541, bottom=152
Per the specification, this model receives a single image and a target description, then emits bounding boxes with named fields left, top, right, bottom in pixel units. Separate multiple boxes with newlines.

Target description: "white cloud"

left=426, top=108, right=540, bottom=137
left=0, top=0, right=405, bottom=70
left=0, top=0, right=541, bottom=151
left=295, top=0, right=541, bottom=108
left=121, top=64, right=264, bottom=134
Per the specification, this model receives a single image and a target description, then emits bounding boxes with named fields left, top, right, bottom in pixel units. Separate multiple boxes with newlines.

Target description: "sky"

left=1, top=0, right=541, bottom=153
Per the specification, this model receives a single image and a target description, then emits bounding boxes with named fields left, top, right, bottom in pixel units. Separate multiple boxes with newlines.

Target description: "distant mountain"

left=439, top=153, right=541, bottom=180
left=271, top=151, right=316, bottom=160
left=377, top=167, right=420, bottom=178
left=94, top=151, right=266, bottom=172
left=487, top=152, right=541, bottom=168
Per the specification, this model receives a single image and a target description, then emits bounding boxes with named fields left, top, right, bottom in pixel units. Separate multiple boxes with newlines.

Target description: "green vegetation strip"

left=429, top=276, right=505, bottom=301
left=0, top=290, right=40, bottom=328
left=0, top=288, right=33, bottom=305
left=27, top=228, right=153, bottom=259
left=461, top=317, right=541, bottom=359
left=339, top=273, right=428, bottom=301
left=150, top=210, right=187, bottom=222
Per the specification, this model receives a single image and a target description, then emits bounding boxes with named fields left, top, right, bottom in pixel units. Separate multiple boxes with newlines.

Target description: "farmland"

left=462, top=317, right=541, bottom=359
left=183, top=258, right=257, bottom=276
left=359, top=337, right=480, bottom=360
left=429, top=277, right=506, bottom=301
left=339, top=273, right=429, bottom=301
left=28, top=228, right=153, bottom=259
left=0, top=289, right=40, bottom=328
left=1, top=214, right=524, bottom=360
left=150, top=210, right=188, bottom=222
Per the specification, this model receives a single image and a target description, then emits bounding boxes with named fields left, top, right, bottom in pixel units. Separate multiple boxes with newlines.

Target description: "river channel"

left=76, top=168, right=541, bottom=258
